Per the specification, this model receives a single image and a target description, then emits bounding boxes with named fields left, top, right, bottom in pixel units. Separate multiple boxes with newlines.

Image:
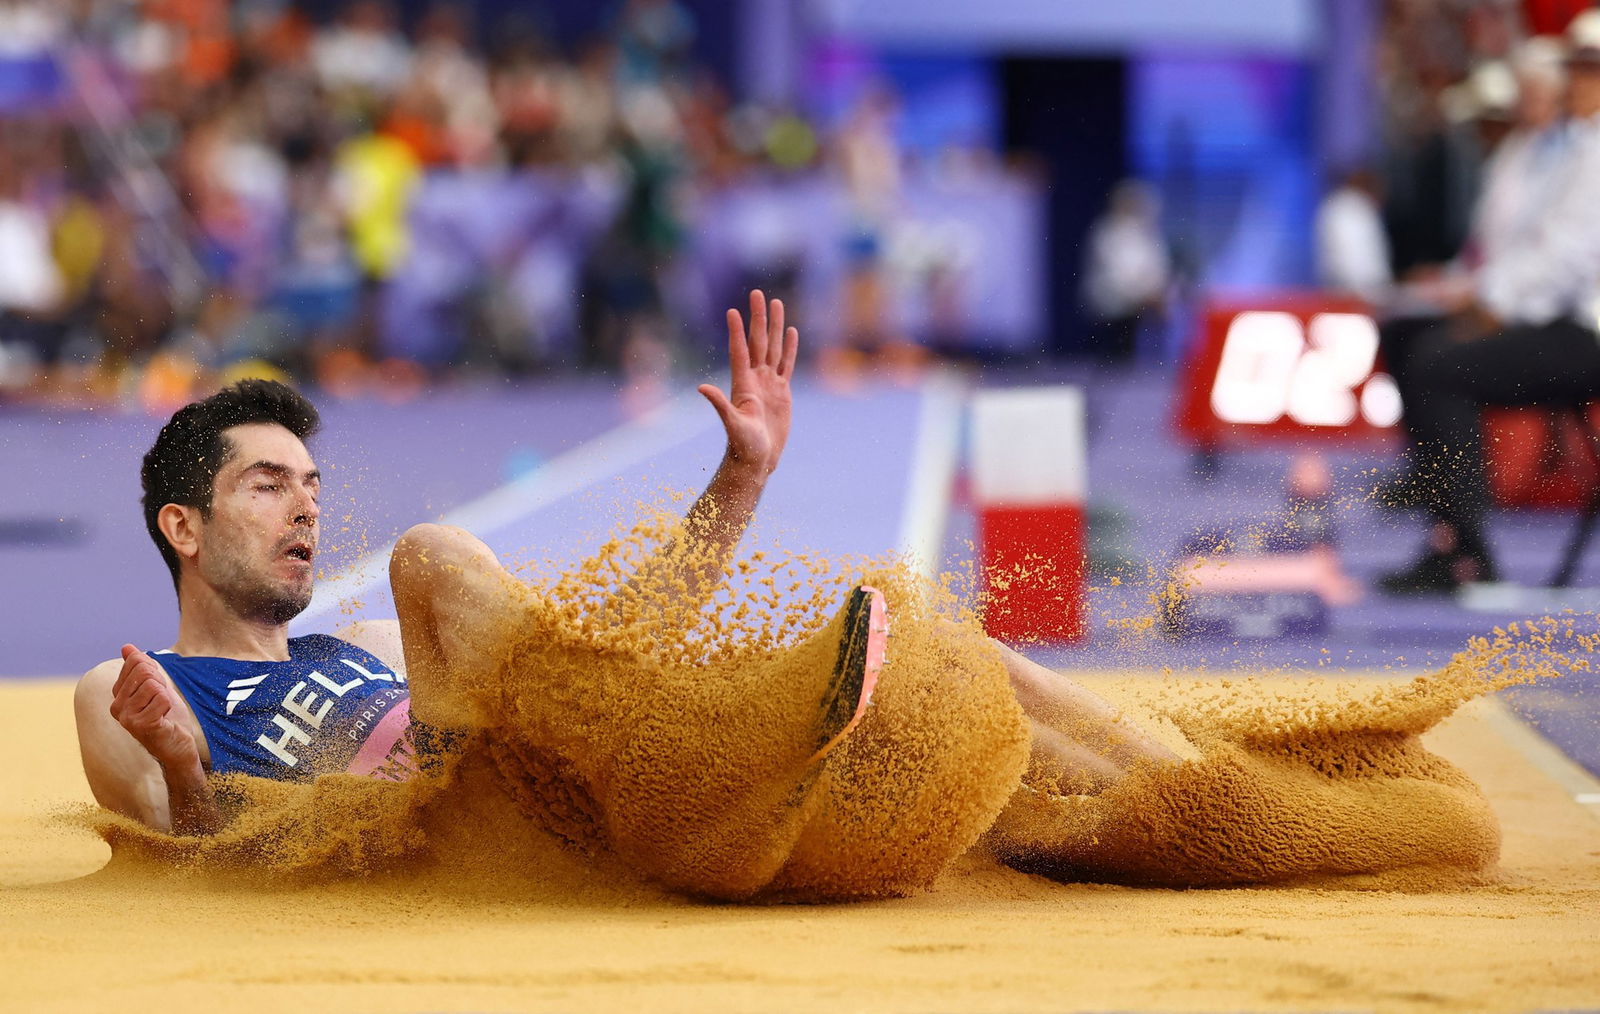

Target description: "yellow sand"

left=5, top=668, right=1600, bottom=1012
left=8, top=518, right=1599, bottom=1007
left=84, top=538, right=1570, bottom=900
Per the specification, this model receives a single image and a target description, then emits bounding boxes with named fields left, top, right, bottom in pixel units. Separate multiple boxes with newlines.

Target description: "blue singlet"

left=153, top=634, right=419, bottom=782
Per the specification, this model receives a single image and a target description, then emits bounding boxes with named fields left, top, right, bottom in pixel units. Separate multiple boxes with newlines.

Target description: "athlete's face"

left=195, top=423, right=321, bottom=625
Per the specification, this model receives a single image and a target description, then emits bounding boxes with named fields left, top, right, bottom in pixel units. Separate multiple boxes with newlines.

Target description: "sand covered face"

left=87, top=505, right=1596, bottom=902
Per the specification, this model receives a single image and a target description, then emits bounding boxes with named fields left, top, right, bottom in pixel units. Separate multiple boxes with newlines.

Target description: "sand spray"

left=86, top=503, right=1597, bottom=901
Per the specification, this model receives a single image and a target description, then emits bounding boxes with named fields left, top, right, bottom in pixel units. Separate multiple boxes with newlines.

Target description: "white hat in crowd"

left=1566, top=9, right=1600, bottom=67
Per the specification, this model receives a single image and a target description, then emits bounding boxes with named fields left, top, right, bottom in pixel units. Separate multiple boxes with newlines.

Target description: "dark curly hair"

left=141, top=380, right=321, bottom=594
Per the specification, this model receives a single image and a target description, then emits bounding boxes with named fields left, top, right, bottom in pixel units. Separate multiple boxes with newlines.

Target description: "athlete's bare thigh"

left=389, top=522, right=522, bottom=730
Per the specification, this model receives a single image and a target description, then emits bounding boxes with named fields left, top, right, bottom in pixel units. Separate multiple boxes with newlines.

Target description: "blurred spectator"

left=614, top=0, right=696, bottom=89
left=1379, top=12, right=1600, bottom=595
left=1377, top=35, right=1570, bottom=507
left=0, top=145, right=66, bottom=376
left=274, top=133, right=359, bottom=361
left=336, top=124, right=417, bottom=283
left=1469, top=37, right=1568, bottom=267
left=312, top=0, right=410, bottom=101
left=409, top=4, right=497, bottom=167
left=1316, top=167, right=1393, bottom=304
left=1377, top=0, right=1486, bottom=277
left=824, top=85, right=926, bottom=381
left=0, top=0, right=1042, bottom=405
left=1082, top=180, right=1171, bottom=362
left=580, top=83, right=687, bottom=371
left=557, top=39, right=620, bottom=166
left=1443, top=59, right=1519, bottom=169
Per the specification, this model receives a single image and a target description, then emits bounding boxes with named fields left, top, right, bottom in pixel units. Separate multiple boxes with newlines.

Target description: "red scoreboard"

left=1174, top=294, right=1400, bottom=447
left=1174, top=293, right=1598, bottom=507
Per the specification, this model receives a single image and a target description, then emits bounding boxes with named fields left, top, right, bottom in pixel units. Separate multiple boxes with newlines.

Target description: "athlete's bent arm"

left=389, top=291, right=798, bottom=730
left=620, top=289, right=798, bottom=611
left=74, top=645, right=223, bottom=834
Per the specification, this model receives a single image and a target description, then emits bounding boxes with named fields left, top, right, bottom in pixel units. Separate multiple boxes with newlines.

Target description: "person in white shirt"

left=0, top=157, right=65, bottom=378
left=1082, top=180, right=1170, bottom=361
left=1471, top=39, right=1568, bottom=268
left=1380, top=15, right=1600, bottom=595
left=1316, top=168, right=1392, bottom=304
left=1375, top=41, right=1568, bottom=510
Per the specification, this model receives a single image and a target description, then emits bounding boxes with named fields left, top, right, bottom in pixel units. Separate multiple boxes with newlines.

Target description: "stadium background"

left=2, top=2, right=1600, bottom=1011
left=2, top=0, right=1595, bottom=761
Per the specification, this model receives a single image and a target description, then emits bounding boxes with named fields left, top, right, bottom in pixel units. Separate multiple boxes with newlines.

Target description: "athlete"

left=75, top=290, right=1173, bottom=895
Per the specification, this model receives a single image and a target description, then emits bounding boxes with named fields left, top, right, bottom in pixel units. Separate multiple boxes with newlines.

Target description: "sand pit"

left=4, top=667, right=1600, bottom=1013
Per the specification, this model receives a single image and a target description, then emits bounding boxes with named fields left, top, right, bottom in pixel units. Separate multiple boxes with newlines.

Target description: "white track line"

left=896, top=371, right=968, bottom=580
left=294, top=392, right=715, bottom=630
left=1476, top=697, right=1600, bottom=820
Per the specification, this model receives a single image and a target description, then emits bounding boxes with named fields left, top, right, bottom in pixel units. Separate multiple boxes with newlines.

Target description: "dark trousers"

left=1379, top=314, right=1447, bottom=448
left=1408, top=317, right=1600, bottom=560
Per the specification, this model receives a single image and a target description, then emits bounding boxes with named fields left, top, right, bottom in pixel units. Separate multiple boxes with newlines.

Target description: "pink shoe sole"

left=809, top=585, right=889, bottom=764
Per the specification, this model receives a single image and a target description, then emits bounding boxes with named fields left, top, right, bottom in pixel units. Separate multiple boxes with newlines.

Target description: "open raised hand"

left=697, top=289, right=798, bottom=478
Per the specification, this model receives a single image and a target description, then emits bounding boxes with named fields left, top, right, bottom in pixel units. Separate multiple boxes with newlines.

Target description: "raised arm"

left=74, top=645, right=222, bottom=835
left=391, top=292, right=799, bottom=730
left=622, top=289, right=798, bottom=609
left=689, top=289, right=798, bottom=553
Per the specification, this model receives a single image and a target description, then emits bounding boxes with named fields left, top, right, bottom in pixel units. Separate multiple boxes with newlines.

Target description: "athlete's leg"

left=1025, top=718, right=1125, bottom=794
left=601, top=585, right=887, bottom=897
left=388, top=522, right=886, bottom=897
left=992, top=639, right=1179, bottom=775
left=927, top=619, right=1176, bottom=790
left=390, top=523, right=525, bottom=731
left=390, top=521, right=673, bottom=762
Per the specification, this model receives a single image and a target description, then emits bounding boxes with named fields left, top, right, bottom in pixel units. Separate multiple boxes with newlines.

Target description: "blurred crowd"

left=1315, top=0, right=1600, bottom=595
left=1317, top=0, right=1591, bottom=297
left=0, top=0, right=873, bottom=409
